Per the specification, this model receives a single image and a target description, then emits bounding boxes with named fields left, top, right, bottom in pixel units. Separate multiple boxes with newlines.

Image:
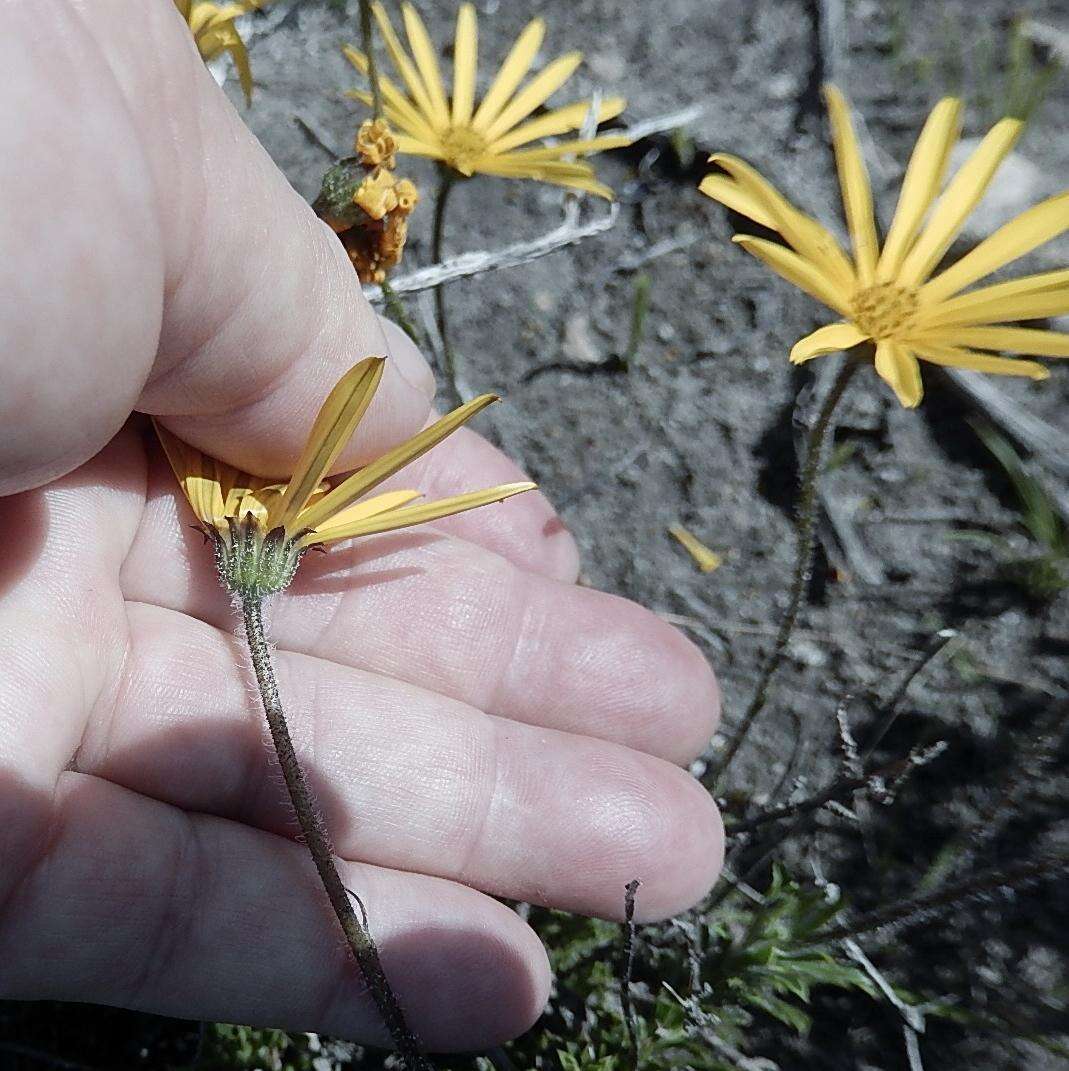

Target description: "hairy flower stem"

left=432, top=170, right=462, bottom=409
left=714, top=353, right=862, bottom=784
left=240, top=596, right=429, bottom=1070
left=358, top=0, right=384, bottom=121
left=380, top=278, right=423, bottom=346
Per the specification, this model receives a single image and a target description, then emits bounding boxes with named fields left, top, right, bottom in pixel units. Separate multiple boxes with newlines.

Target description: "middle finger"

left=83, top=601, right=723, bottom=921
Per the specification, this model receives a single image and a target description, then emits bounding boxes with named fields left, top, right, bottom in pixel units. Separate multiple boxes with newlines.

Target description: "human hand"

left=0, top=0, right=722, bottom=1053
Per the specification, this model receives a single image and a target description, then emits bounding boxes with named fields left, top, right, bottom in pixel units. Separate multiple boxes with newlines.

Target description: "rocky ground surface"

left=5, top=1, right=1068, bottom=1068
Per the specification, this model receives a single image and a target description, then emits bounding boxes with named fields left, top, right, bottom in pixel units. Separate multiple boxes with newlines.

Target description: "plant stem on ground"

left=381, top=278, right=424, bottom=346
left=432, top=169, right=462, bottom=408
left=713, top=351, right=862, bottom=784
left=240, top=596, right=430, bottom=1071
left=358, top=0, right=384, bottom=121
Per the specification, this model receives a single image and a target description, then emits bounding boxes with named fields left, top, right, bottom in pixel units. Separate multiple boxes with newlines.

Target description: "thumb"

left=0, top=0, right=435, bottom=497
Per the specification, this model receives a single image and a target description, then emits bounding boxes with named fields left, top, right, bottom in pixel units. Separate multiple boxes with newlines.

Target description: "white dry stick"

left=903, top=1024, right=926, bottom=1071
left=363, top=203, right=621, bottom=303
left=843, top=937, right=927, bottom=1069
left=842, top=938, right=926, bottom=1032
left=617, top=101, right=709, bottom=143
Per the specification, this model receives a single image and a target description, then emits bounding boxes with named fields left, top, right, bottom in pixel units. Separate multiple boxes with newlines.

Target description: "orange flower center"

left=439, top=125, right=488, bottom=174
left=851, top=283, right=918, bottom=341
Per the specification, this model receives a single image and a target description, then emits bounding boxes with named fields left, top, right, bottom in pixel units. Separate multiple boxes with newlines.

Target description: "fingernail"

left=378, top=315, right=436, bottom=401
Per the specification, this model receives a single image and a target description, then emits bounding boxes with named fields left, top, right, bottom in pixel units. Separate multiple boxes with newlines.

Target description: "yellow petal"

left=229, top=31, right=253, bottom=106
left=305, top=482, right=535, bottom=546
left=196, top=21, right=241, bottom=61
left=267, top=358, right=386, bottom=532
left=471, top=156, right=614, bottom=198
left=478, top=155, right=596, bottom=174
left=912, top=341, right=1050, bottom=379
left=877, top=97, right=962, bottom=281
left=874, top=341, right=924, bottom=407
left=898, top=117, right=1024, bottom=287
left=698, top=174, right=776, bottom=229
left=310, top=489, right=423, bottom=538
left=188, top=6, right=222, bottom=35
left=790, top=322, right=869, bottom=363
left=921, top=191, right=1069, bottom=304
left=927, top=326, right=1069, bottom=357
left=487, top=97, right=626, bottom=155
left=299, top=394, right=500, bottom=533
left=732, top=236, right=851, bottom=316
left=230, top=485, right=276, bottom=525
left=710, top=154, right=857, bottom=294
left=502, top=172, right=614, bottom=199
left=914, top=268, right=1069, bottom=329
left=391, top=132, right=444, bottom=158
left=401, top=2, right=450, bottom=128
left=668, top=525, right=722, bottom=573
left=471, top=18, right=545, bottom=131
left=495, top=135, right=631, bottom=162
left=369, top=4, right=442, bottom=131
left=824, top=85, right=879, bottom=284
left=482, top=52, right=583, bottom=142
left=343, top=49, right=440, bottom=143
left=451, top=3, right=477, bottom=126
left=155, top=421, right=226, bottom=526
left=203, top=2, right=259, bottom=22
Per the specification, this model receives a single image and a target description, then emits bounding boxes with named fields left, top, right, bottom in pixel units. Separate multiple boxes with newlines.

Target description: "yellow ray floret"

left=669, top=525, right=723, bottom=573
left=156, top=357, right=535, bottom=595
left=174, top=0, right=271, bottom=105
left=701, top=84, right=1068, bottom=407
left=344, top=2, right=629, bottom=197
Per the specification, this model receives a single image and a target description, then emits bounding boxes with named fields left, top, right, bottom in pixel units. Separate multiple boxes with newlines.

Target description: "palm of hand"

left=0, top=420, right=721, bottom=1050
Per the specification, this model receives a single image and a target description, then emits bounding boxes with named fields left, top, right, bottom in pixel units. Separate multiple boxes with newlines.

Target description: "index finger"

left=0, top=0, right=435, bottom=495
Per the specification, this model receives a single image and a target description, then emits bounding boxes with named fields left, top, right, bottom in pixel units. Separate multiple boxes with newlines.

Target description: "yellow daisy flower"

left=344, top=2, right=630, bottom=198
left=156, top=357, right=533, bottom=596
left=174, top=0, right=270, bottom=105
left=701, top=86, right=1069, bottom=407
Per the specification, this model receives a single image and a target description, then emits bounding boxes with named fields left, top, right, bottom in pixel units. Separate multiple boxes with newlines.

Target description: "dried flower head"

left=355, top=118, right=399, bottom=170
left=314, top=117, right=420, bottom=284
left=344, top=2, right=630, bottom=198
left=156, top=358, right=533, bottom=597
left=173, top=0, right=269, bottom=105
left=343, top=198, right=418, bottom=283
left=702, top=86, right=1069, bottom=407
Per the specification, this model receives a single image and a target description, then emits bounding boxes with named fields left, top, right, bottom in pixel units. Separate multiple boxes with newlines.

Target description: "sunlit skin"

left=0, top=0, right=722, bottom=1052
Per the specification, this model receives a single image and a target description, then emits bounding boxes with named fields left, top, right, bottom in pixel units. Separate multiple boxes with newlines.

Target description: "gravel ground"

left=240, top=3, right=1069, bottom=1065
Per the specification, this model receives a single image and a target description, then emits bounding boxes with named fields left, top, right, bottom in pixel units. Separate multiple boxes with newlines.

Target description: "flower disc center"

left=851, top=283, right=918, bottom=341
left=440, top=125, right=488, bottom=173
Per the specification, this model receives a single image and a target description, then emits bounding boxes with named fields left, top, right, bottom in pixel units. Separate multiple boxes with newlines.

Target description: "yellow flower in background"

left=174, top=0, right=270, bottom=105
left=156, top=358, right=533, bottom=596
left=701, top=86, right=1069, bottom=407
left=344, top=2, right=630, bottom=198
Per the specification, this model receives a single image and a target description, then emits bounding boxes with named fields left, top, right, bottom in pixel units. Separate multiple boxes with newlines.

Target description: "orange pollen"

left=850, top=283, right=918, bottom=341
